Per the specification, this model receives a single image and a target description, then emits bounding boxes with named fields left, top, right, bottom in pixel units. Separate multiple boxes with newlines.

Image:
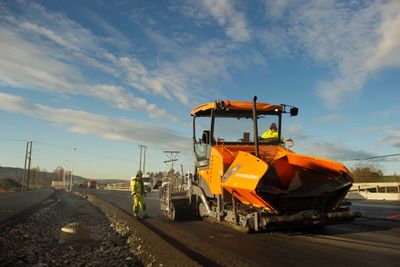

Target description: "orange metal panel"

left=209, top=148, right=224, bottom=195
left=273, top=151, right=350, bottom=176
left=222, top=151, right=273, bottom=209
left=197, top=147, right=225, bottom=195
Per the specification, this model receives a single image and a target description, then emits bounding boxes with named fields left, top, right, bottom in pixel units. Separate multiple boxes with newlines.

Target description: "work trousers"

left=132, top=194, right=145, bottom=216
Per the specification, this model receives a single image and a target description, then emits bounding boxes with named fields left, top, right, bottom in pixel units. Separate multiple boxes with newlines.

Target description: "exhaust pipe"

left=252, top=96, right=259, bottom=157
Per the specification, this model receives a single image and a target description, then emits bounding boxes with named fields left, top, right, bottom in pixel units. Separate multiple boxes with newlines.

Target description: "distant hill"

left=0, top=166, right=88, bottom=187
left=0, top=166, right=129, bottom=186
left=0, top=167, right=24, bottom=181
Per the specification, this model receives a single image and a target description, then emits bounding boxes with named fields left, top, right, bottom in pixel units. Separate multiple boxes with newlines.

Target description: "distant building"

left=51, top=181, right=65, bottom=189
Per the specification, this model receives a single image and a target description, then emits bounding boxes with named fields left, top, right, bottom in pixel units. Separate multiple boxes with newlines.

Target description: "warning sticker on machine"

left=235, top=173, right=259, bottom=180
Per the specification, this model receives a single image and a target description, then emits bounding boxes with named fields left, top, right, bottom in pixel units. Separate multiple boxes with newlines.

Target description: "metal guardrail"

left=104, top=183, right=130, bottom=191
left=348, top=182, right=400, bottom=201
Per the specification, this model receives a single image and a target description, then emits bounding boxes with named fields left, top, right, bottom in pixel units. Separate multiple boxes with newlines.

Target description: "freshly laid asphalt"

left=93, top=189, right=400, bottom=267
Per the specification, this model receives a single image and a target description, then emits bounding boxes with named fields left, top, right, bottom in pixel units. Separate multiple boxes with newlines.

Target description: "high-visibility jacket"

left=261, top=129, right=283, bottom=141
left=131, top=179, right=144, bottom=195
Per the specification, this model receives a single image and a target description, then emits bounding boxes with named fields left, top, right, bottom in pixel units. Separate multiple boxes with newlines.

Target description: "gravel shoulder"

left=0, top=190, right=199, bottom=267
left=0, top=191, right=145, bottom=266
left=86, top=192, right=199, bottom=267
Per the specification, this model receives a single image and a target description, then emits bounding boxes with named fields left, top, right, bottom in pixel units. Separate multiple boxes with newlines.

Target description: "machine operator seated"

left=261, top=123, right=283, bottom=143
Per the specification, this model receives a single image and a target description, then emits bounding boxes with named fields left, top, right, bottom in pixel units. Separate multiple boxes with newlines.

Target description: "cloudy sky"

left=1, top=0, right=400, bottom=179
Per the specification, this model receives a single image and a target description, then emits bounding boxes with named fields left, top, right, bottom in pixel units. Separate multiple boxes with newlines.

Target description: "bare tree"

left=351, top=162, right=384, bottom=182
left=52, top=166, right=64, bottom=181
left=30, top=166, right=40, bottom=186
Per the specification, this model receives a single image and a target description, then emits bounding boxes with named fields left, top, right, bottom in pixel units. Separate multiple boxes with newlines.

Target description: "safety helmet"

left=136, top=170, right=143, bottom=177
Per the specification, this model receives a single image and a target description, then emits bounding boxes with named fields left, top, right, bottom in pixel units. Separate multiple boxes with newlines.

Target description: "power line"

left=164, top=151, right=179, bottom=170
left=350, top=153, right=400, bottom=161
left=2, top=139, right=177, bottom=170
left=34, top=141, right=73, bottom=151
left=0, top=138, right=28, bottom=142
left=33, top=141, right=135, bottom=163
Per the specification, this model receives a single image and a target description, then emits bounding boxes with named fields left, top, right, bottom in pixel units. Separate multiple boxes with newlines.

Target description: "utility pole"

left=180, top=164, right=184, bottom=190
left=22, top=141, right=33, bottom=191
left=163, top=151, right=179, bottom=190
left=180, top=164, right=184, bottom=179
left=27, top=141, right=32, bottom=190
left=22, top=142, right=28, bottom=192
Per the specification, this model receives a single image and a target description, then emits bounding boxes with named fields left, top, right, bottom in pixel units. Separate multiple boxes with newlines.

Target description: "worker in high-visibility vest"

left=261, top=122, right=283, bottom=141
left=131, top=170, right=146, bottom=218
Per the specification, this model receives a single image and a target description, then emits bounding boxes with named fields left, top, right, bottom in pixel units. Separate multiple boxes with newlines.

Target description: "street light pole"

left=138, top=145, right=147, bottom=173
left=139, top=146, right=143, bottom=172
left=143, top=146, right=147, bottom=174
left=70, top=148, right=76, bottom=191
left=63, top=160, right=69, bottom=190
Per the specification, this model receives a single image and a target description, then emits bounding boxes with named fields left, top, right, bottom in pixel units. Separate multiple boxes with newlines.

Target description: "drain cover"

left=60, top=222, right=91, bottom=243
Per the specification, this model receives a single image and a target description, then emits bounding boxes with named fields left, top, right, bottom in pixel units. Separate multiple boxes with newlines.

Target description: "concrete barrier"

left=347, top=182, right=400, bottom=200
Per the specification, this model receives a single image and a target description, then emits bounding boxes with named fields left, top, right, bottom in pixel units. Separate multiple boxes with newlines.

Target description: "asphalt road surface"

left=92, top=189, right=400, bottom=266
left=0, top=188, right=54, bottom=222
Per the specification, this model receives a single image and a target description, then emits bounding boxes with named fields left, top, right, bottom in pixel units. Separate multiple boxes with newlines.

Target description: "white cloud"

left=0, top=7, right=181, bottom=122
left=80, top=8, right=132, bottom=49
left=283, top=123, right=377, bottom=161
left=0, top=92, right=191, bottom=150
left=284, top=124, right=308, bottom=141
left=200, top=0, right=250, bottom=42
left=257, top=27, right=290, bottom=57
left=286, top=0, right=400, bottom=106
left=316, top=113, right=344, bottom=123
left=301, top=141, right=376, bottom=161
left=2, top=0, right=246, bottom=112
left=265, top=0, right=289, bottom=19
left=19, top=21, right=80, bottom=51
left=258, top=1, right=400, bottom=107
left=141, top=30, right=266, bottom=103
left=365, top=1, right=400, bottom=71
left=381, top=127, right=400, bottom=148
left=351, top=126, right=380, bottom=137
left=0, top=26, right=80, bottom=90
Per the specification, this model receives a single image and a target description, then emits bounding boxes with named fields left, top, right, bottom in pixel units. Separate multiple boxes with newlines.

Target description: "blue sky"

left=1, top=0, right=400, bottom=180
